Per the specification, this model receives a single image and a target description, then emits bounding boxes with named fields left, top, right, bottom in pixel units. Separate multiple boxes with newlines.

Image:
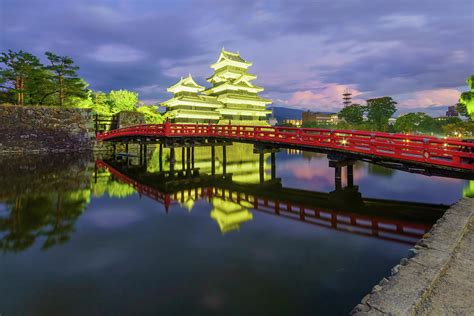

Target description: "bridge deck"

left=96, top=123, right=474, bottom=173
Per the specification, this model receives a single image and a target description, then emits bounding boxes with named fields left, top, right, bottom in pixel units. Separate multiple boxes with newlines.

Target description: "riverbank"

left=352, top=197, right=474, bottom=315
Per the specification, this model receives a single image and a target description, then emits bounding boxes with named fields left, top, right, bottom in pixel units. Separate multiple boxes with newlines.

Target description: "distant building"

left=342, top=90, right=352, bottom=107
left=302, top=111, right=339, bottom=125
left=267, top=116, right=278, bottom=126
left=388, top=117, right=396, bottom=125
left=446, top=105, right=458, bottom=117
left=282, top=119, right=302, bottom=127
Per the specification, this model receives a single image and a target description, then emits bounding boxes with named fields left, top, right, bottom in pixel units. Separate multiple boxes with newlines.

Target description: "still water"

left=0, top=144, right=469, bottom=315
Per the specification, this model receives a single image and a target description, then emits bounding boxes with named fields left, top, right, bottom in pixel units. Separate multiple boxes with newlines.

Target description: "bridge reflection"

left=96, top=145, right=447, bottom=244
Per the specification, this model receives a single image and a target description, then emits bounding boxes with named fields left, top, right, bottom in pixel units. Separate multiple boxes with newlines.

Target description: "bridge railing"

left=96, top=123, right=474, bottom=170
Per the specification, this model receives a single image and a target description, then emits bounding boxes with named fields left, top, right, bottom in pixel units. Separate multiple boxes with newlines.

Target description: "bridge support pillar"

left=181, top=147, right=185, bottom=171
left=347, top=164, right=354, bottom=187
left=159, top=143, right=163, bottom=172
left=259, top=152, right=265, bottom=183
left=335, top=166, right=342, bottom=190
left=139, top=143, right=143, bottom=164
left=211, top=145, right=215, bottom=175
left=191, top=146, right=195, bottom=169
left=223, top=145, right=227, bottom=176
left=271, top=152, right=276, bottom=180
left=143, top=144, right=147, bottom=166
left=170, top=147, right=175, bottom=176
left=186, top=146, right=191, bottom=176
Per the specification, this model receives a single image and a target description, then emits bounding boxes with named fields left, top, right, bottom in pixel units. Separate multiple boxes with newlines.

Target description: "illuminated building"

left=302, top=111, right=339, bottom=125
left=203, top=49, right=272, bottom=124
left=162, top=49, right=271, bottom=124
left=160, top=75, right=222, bottom=123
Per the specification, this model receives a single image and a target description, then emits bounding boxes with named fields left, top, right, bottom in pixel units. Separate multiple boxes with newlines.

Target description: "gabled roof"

left=218, top=48, right=247, bottom=63
left=232, top=75, right=254, bottom=87
left=167, top=74, right=204, bottom=93
left=211, top=49, right=252, bottom=70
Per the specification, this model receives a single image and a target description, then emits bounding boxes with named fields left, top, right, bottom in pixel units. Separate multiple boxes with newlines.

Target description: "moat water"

left=0, top=144, right=470, bottom=315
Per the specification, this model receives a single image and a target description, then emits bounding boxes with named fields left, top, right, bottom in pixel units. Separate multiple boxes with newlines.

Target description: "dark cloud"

left=1, top=0, right=472, bottom=109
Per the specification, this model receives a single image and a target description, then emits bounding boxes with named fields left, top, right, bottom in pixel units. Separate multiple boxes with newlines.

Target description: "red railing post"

left=423, top=138, right=430, bottom=162
left=164, top=119, right=171, bottom=136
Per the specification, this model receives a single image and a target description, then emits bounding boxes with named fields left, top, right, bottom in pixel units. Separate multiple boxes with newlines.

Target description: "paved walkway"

left=417, top=216, right=474, bottom=315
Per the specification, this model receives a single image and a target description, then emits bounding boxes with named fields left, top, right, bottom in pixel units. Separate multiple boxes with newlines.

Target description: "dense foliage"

left=459, top=75, right=474, bottom=120
left=338, top=104, right=365, bottom=125
left=366, top=97, right=397, bottom=131
left=0, top=49, right=163, bottom=123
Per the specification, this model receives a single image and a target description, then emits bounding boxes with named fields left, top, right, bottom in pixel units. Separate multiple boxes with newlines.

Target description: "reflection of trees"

left=91, top=169, right=136, bottom=198
left=0, top=190, right=90, bottom=252
left=367, top=164, right=395, bottom=178
left=464, top=181, right=474, bottom=198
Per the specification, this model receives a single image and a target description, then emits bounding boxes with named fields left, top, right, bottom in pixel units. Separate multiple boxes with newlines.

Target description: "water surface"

left=0, top=144, right=468, bottom=315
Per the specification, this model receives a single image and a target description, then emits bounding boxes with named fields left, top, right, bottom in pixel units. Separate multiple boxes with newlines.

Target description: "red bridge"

left=96, top=123, right=474, bottom=174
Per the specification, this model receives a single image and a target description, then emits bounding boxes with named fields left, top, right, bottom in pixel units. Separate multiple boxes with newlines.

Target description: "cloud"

left=87, top=44, right=146, bottom=63
left=398, top=88, right=462, bottom=108
left=137, top=84, right=162, bottom=95
left=288, top=84, right=363, bottom=111
left=379, top=14, right=427, bottom=28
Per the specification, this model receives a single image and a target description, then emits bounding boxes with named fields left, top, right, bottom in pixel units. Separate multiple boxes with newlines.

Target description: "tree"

left=459, top=75, right=474, bottom=120
left=442, top=121, right=474, bottom=138
left=338, top=104, right=365, bottom=126
left=108, top=89, right=138, bottom=113
left=455, top=102, right=470, bottom=120
left=45, top=52, right=87, bottom=106
left=0, top=50, right=43, bottom=105
left=91, top=91, right=111, bottom=115
left=394, top=112, right=434, bottom=133
left=366, top=97, right=397, bottom=131
left=136, top=104, right=164, bottom=123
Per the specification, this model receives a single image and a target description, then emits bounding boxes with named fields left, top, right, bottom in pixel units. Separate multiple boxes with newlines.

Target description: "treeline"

left=302, top=94, right=473, bottom=138
left=0, top=50, right=163, bottom=123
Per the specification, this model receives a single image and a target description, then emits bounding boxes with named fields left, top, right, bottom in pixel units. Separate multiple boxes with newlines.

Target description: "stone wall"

left=0, top=105, right=97, bottom=153
left=116, top=111, right=145, bottom=128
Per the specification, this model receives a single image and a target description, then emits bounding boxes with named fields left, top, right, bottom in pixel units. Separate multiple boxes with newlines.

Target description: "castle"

left=161, top=49, right=271, bottom=124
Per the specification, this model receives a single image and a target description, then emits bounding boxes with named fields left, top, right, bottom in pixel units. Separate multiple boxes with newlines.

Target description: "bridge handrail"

left=96, top=123, right=474, bottom=171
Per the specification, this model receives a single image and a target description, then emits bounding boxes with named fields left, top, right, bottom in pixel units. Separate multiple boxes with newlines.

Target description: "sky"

left=1, top=0, right=473, bottom=116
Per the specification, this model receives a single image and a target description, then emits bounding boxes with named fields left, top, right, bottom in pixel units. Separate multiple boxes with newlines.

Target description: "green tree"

left=0, top=50, right=43, bottom=105
left=45, top=52, right=87, bottom=106
left=108, top=89, right=138, bottom=113
left=338, top=104, right=365, bottom=126
left=366, top=97, right=397, bottom=131
left=442, top=121, right=474, bottom=138
left=137, top=104, right=164, bottom=123
left=394, top=112, right=434, bottom=133
left=455, top=102, right=470, bottom=120
left=91, top=91, right=111, bottom=115
left=459, top=75, right=474, bottom=120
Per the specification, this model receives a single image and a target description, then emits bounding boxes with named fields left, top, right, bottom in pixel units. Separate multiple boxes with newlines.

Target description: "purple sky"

left=1, top=0, right=473, bottom=116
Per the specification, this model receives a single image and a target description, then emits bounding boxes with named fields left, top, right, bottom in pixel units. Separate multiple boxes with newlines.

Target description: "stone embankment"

left=352, top=198, right=474, bottom=315
left=0, top=105, right=97, bottom=153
